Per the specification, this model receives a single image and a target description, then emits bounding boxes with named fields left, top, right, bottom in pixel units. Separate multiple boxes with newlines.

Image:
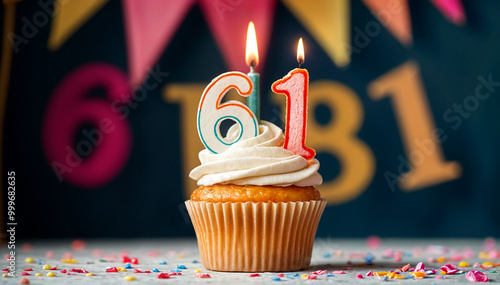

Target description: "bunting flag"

left=361, top=0, right=412, bottom=46
left=122, top=0, right=195, bottom=88
left=430, top=0, right=466, bottom=26
left=199, top=0, right=277, bottom=73
left=282, top=0, right=350, bottom=68
left=48, top=0, right=110, bottom=50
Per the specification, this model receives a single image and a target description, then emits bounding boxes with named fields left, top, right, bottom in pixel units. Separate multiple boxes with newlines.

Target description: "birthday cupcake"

left=185, top=120, right=326, bottom=272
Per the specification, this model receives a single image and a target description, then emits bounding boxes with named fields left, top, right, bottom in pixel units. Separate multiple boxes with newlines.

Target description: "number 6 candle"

left=272, top=38, right=316, bottom=160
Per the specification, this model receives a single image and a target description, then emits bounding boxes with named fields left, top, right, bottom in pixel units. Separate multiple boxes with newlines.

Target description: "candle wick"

left=250, top=66, right=255, bottom=73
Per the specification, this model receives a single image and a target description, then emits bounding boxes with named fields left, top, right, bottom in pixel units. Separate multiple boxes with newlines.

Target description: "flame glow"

left=245, top=21, right=259, bottom=68
left=297, top=38, right=305, bottom=65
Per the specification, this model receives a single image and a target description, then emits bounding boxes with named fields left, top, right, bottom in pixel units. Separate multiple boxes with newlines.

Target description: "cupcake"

left=186, top=121, right=326, bottom=272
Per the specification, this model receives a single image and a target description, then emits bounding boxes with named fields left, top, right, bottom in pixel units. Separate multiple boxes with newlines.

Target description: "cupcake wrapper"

left=185, top=199, right=326, bottom=272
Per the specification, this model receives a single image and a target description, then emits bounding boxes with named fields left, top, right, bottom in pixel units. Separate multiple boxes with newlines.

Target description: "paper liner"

left=185, top=198, right=326, bottom=272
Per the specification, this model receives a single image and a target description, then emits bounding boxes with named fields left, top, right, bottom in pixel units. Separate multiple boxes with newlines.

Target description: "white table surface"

left=1, top=238, right=498, bottom=284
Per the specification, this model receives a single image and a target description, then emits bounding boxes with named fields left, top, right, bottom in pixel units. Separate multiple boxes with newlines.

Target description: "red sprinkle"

left=356, top=274, right=364, bottom=279
left=144, top=271, right=151, bottom=273
left=130, top=258, right=139, bottom=265
left=20, top=272, right=30, bottom=275
left=122, top=256, right=131, bottom=263
left=46, top=251, right=54, bottom=259
left=50, top=267, right=57, bottom=270
left=133, top=269, right=142, bottom=273
left=19, top=277, right=30, bottom=284
left=2, top=268, right=9, bottom=272
left=157, top=273, right=171, bottom=279
left=60, top=269, right=67, bottom=273
left=106, top=267, right=118, bottom=273
left=277, top=273, right=284, bottom=277
left=401, top=264, right=410, bottom=272
left=23, top=268, right=33, bottom=271
left=69, top=268, right=83, bottom=273
left=195, top=273, right=211, bottom=278
left=61, top=252, right=73, bottom=259
left=249, top=273, right=260, bottom=277
left=71, top=239, right=86, bottom=251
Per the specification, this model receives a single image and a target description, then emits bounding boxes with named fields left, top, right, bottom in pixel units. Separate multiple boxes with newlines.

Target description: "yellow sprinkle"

left=414, top=271, right=426, bottom=278
left=124, top=276, right=135, bottom=281
left=2, top=274, right=7, bottom=278
left=47, top=272, right=56, bottom=277
left=386, top=272, right=397, bottom=279
left=35, top=273, right=42, bottom=276
left=25, top=257, right=34, bottom=263
left=61, top=258, right=77, bottom=264
left=436, top=256, right=446, bottom=263
left=374, top=271, right=389, bottom=276
left=176, top=254, right=184, bottom=258
left=479, top=251, right=489, bottom=259
left=119, top=268, right=127, bottom=272
left=301, top=274, right=309, bottom=279
left=440, top=271, right=447, bottom=275
left=86, top=273, right=94, bottom=276
left=195, top=269, right=201, bottom=273
left=483, top=261, right=494, bottom=268
left=393, top=274, right=405, bottom=279
left=43, top=264, right=51, bottom=270
left=458, top=261, right=470, bottom=267
left=117, top=267, right=123, bottom=271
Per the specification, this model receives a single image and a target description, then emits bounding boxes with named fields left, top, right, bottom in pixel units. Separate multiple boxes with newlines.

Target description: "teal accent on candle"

left=247, top=72, right=260, bottom=122
left=214, top=116, right=244, bottom=146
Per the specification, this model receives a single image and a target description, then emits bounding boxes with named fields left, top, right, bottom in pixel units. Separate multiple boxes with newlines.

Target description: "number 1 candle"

left=246, top=21, right=260, bottom=122
left=272, top=38, right=315, bottom=160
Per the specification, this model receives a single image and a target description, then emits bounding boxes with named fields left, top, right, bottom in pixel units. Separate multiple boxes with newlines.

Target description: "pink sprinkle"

left=133, top=269, right=143, bottom=273
left=277, top=273, right=284, bottom=277
left=106, top=267, right=118, bottom=273
left=436, top=276, right=443, bottom=279
left=413, top=248, right=422, bottom=257
left=21, top=243, right=32, bottom=252
left=92, top=249, right=102, bottom=257
left=426, top=269, right=437, bottom=275
left=473, top=263, right=480, bottom=268
left=147, top=250, right=160, bottom=257
left=393, top=255, right=402, bottom=262
left=121, top=250, right=129, bottom=257
left=157, top=273, right=170, bottom=279
left=489, top=248, right=499, bottom=259
left=382, top=249, right=393, bottom=258
left=195, top=273, right=210, bottom=278
left=249, top=273, right=260, bottom=277
left=483, top=237, right=496, bottom=250
left=332, top=271, right=345, bottom=274
left=21, top=272, right=30, bottom=275
left=308, top=275, right=317, bottom=279
left=71, top=239, right=86, bottom=251
left=3, top=254, right=10, bottom=260
left=415, top=262, right=425, bottom=271
left=61, top=252, right=73, bottom=259
left=366, top=235, right=382, bottom=249
left=440, top=264, right=458, bottom=274
left=466, top=270, right=489, bottom=282
left=46, top=251, right=54, bottom=259
left=451, top=254, right=464, bottom=261
left=23, top=268, right=33, bottom=271
left=348, top=253, right=365, bottom=259
left=356, top=274, right=364, bottom=279
left=366, top=271, right=373, bottom=276
left=428, top=257, right=435, bottom=263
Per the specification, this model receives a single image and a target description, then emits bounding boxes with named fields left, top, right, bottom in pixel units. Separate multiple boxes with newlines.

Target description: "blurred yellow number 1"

left=368, top=61, right=461, bottom=191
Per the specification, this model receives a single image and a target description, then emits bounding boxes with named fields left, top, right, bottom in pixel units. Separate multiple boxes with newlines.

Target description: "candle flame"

left=245, top=21, right=259, bottom=69
left=297, top=38, right=305, bottom=66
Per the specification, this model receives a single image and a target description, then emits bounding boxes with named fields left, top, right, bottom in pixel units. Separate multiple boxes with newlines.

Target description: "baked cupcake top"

left=189, top=121, right=322, bottom=187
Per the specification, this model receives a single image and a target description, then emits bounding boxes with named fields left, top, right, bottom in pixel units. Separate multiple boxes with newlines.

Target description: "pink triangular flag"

left=362, top=0, right=412, bottom=46
left=122, top=0, right=196, bottom=87
left=430, top=0, right=466, bottom=26
left=199, top=0, right=277, bottom=73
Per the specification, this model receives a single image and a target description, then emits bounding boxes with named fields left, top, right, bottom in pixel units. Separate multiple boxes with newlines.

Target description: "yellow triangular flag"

left=282, top=0, right=350, bottom=67
left=48, top=0, right=109, bottom=50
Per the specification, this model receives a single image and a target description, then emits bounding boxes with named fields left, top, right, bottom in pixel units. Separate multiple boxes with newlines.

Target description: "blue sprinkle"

left=192, top=260, right=199, bottom=263
left=125, top=263, right=132, bottom=269
left=159, top=260, right=167, bottom=265
left=327, top=274, right=335, bottom=277
left=365, top=253, right=374, bottom=263
left=37, top=259, right=43, bottom=265
left=271, top=277, right=281, bottom=281
left=152, top=268, right=159, bottom=272
left=171, top=269, right=182, bottom=273
left=403, top=252, right=413, bottom=257
left=405, top=275, right=413, bottom=279
left=323, top=253, right=331, bottom=258
left=177, top=265, right=187, bottom=269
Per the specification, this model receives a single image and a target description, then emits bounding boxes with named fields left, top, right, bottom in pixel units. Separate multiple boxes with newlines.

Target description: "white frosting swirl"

left=190, top=121, right=322, bottom=187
